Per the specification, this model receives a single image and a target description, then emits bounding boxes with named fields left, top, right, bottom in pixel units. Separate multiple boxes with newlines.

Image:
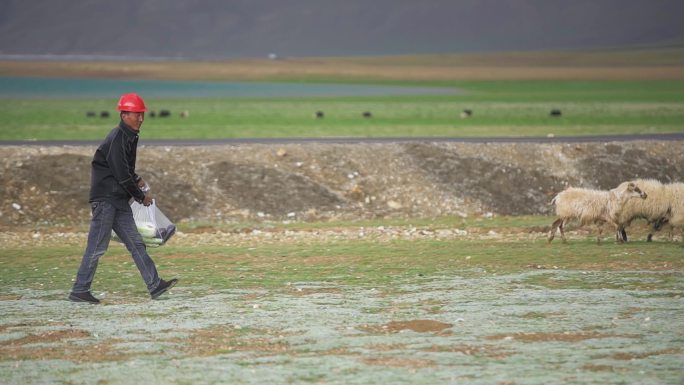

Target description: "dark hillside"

left=1, top=0, right=683, bottom=59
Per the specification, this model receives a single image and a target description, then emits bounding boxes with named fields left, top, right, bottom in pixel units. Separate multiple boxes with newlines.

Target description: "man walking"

left=69, top=93, right=177, bottom=304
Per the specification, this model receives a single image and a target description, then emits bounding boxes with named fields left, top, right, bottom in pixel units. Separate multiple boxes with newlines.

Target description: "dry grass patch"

left=0, top=329, right=91, bottom=346
left=2, top=53, right=684, bottom=81
left=597, top=348, right=683, bottom=360
left=361, top=319, right=452, bottom=335
left=0, top=342, right=135, bottom=363
left=362, top=356, right=436, bottom=369
left=582, top=364, right=629, bottom=373
left=485, top=331, right=617, bottom=342
left=366, top=343, right=408, bottom=351
left=288, top=287, right=342, bottom=296
left=517, top=311, right=566, bottom=320
left=423, top=344, right=512, bottom=359
left=176, top=326, right=292, bottom=357
left=0, top=330, right=139, bottom=363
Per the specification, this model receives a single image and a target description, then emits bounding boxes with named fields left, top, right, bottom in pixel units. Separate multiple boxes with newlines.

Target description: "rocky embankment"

left=1, top=141, right=682, bottom=227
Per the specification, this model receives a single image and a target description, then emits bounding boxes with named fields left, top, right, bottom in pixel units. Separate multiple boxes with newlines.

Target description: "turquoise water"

left=0, top=77, right=460, bottom=98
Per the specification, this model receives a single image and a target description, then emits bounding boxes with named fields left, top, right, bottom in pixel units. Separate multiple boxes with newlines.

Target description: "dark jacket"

left=89, top=121, right=146, bottom=207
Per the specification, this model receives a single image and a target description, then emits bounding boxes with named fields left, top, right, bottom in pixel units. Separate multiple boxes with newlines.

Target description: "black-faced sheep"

left=616, top=180, right=684, bottom=243
left=548, top=182, right=647, bottom=244
left=614, top=179, right=668, bottom=242
left=653, top=182, right=684, bottom=244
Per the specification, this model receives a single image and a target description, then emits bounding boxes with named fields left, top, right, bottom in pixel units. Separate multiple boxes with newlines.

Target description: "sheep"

left=652, top=182, right=684, bottom=244
left=548, top=182, right=647, bottom=244
left=614, top=179, right=668, bottom=242
left=616, top=180, right=684, bottom=243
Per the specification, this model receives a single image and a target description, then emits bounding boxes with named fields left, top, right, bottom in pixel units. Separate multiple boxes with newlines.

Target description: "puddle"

left=1, top=270, right=683, bottom=384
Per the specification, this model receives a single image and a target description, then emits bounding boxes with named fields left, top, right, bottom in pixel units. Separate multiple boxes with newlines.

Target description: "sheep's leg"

left=647, top=221, right=658, bottom=242
left=653, top=217, right=667, bottom=231
left=548, top=218, right=562, bottom=243
left=647, top=221, right=654, bottom=241
left=649, top=217, right=670, bottom=242
left=596, top=222, right=604, bottom=245
left=616, top=226, right=627, bottom=243
left=559, top=220, right=567, bottom=243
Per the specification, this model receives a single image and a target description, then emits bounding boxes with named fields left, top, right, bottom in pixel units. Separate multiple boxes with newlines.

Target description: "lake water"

left=0, top=77, right=461, bottom=98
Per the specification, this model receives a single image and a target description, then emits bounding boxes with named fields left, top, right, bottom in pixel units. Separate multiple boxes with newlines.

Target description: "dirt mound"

left=577, top=144, right=681, bottom=187
left=404, top=143, right=567, bottom=215
left=208, top=161, right=345, bottom=216
left=1, top=153, right=92, bottom=225
left=1, top=141, right=682, bottom=226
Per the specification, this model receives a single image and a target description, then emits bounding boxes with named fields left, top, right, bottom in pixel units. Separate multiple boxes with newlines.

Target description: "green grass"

left=2, top=227, right=682, bottom=296
left=178, top=215, right=551, bottom=233
left=1, top=80, right=683, bottom=140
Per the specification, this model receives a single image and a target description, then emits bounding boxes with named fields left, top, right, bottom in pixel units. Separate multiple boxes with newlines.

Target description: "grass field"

left=1, top=217, right=683, bottom=384
left=1, top=81, right=684, bottom=140
left=2, top=49, right=684, bottom=140
left=2, top=48, right=684, bottom=81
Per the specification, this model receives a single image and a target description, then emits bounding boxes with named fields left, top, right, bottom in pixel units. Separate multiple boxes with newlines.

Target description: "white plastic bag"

left=131, top=199, right=176, bottom=247
left=112, top=199, right=176, bottom=247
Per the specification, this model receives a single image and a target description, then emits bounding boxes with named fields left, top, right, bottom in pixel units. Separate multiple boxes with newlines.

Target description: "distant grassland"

left=2, top=48, right=684, bottom=81
left=1, top=49, right=684, bottom=140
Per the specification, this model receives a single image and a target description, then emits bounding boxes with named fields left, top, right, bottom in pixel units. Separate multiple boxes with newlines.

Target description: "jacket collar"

left=118, top=120, right=139, bottom=139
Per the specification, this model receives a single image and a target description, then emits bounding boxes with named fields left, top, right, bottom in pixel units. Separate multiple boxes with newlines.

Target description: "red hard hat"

left=117, top=93, right=148, bottom=112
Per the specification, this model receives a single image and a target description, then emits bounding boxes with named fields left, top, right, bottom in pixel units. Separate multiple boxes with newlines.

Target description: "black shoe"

left=69, top=291, right=101, bottom=304
left=150, top=278, right=178, bottom=299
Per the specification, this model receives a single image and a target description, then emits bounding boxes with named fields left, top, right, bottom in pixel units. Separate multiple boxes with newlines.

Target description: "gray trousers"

left=72, top=200, right=161, bottom=294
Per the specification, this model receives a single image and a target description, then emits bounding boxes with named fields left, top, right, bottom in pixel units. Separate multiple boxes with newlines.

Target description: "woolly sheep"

left=617, top=180, right=684, bottom=243
left=548, top=182, right=647, bottom=244
left=614, top=179, right=668, bottom=242
left=654, top=182, right=684, bottom=244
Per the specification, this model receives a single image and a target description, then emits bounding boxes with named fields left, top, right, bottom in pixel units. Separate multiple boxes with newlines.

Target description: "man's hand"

left=143, top=193, right=154, bottom=207
left=137, top=178, right=149, bottom=192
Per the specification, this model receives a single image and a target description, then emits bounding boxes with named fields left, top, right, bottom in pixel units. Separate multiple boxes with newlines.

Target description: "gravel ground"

left=1, top=271, right=682, bottom=384
left=0, top=223, right=547, bottom=249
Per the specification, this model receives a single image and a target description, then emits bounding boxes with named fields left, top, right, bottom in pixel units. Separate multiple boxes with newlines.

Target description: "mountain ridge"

left=1, top=0, right=683, bottom=59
